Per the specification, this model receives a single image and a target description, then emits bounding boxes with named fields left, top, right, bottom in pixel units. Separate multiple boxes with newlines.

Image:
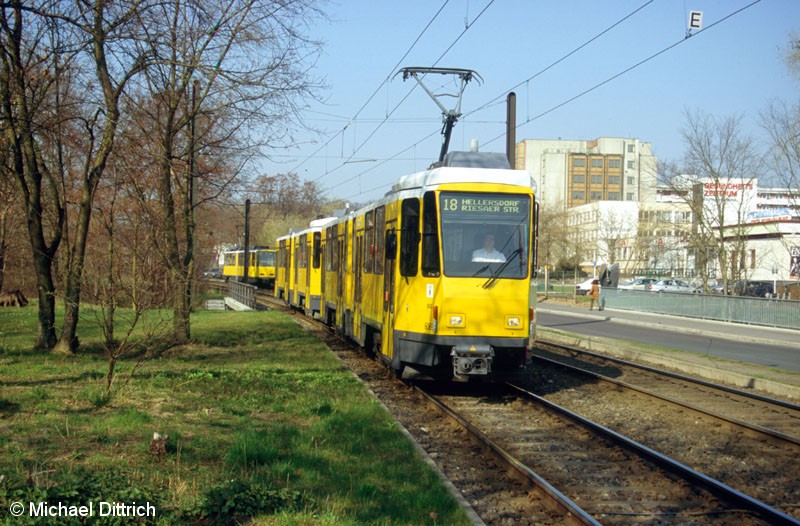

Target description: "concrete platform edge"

left=538, top=329, right=800, bottom=402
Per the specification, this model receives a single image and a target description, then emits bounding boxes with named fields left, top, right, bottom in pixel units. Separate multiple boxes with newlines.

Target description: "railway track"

left=418, top=381, right=797, bottom=525
left=526, top=342, right=800, bottom=521
left=532, top=342, right=800, bottom=436
left=249, top=291, right=799, bottom=524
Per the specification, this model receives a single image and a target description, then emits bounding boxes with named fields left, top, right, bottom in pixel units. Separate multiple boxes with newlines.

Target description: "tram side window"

left=375, top=206, right=385, bottom=275
left=298, top=234, right=307, bottom=269
left=313, top=232, right=321, bottom=269
left=400, top=198, right=419, bottom=277
left=364, top=210, right=375, bottom=274
left=422, top=191, right=441, bottom=277
left=325, top=227, right=338, bottom=271
left=532, top=201, right=539, bottom=277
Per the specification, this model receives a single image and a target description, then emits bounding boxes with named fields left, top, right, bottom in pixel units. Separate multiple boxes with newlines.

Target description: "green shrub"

left=199, top=480, right=311, bottom=524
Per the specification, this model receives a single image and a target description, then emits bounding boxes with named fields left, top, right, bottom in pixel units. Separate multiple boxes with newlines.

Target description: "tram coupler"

left=451, top=345, right=493, bottom=376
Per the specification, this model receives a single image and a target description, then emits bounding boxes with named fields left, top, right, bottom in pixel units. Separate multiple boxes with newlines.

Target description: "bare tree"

left=129, top=0, right=324, bottom=343
left=784, top=32, right=800, bottom=81
left=596, top=205, right=639, bottom=267
left=1, top=1, right=154, bottom=353
left=0, top=2, right=67, bottom=350
left=661, top=110, right=762, bottom=293
left=49, top=1, right=151, bottom=355
left=761, top=99, right=800, bottom=206
left=85, top=164, right=172, bottom=395
left=246, top=171, right=327, bottom=243
left=533, top=200, right=569, bottom=285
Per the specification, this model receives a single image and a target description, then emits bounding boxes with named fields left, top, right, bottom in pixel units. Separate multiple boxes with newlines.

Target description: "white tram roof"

left=277, top=216, right=338, bottom=242
left=389, top=151, right=534, bottom=195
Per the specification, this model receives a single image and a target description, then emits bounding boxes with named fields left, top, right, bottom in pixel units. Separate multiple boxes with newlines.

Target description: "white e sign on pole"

left=687, top=11, right=703, bottom=37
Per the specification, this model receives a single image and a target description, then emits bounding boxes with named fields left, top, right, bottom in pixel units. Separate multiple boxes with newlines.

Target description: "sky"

left=257, top=0, right=799, bottom=205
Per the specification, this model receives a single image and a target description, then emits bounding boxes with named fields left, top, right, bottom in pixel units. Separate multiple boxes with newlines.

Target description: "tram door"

left=382, top=220, right=397, bottom=361
left=353, top=232, right=364, bottom=344
left=336, top=224, right=346, bottom=332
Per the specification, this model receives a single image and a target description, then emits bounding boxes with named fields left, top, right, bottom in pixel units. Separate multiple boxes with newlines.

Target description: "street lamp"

left=772, top=264, right=778, bottom=298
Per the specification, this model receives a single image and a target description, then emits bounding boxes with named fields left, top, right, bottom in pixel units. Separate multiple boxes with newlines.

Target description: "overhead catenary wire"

left=288, top=0, right=452, bottom=180
left=477, top=0, right=763, bottom=149
left=334, top=0, right=763, bottom=202
left=322, top=0, right=497, bottom=193
left=327, top=0, right=654, bottom=198
left=467, top=0, right=655, bottom=118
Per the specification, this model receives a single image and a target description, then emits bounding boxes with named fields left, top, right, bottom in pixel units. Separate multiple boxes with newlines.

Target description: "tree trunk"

left=33, top=258, right=58, bottom=351
left=54, top=181, right=98, bottom=354
left=23, top=181, right=61, bottom=352
left=173, top=272, right=190, bottom=342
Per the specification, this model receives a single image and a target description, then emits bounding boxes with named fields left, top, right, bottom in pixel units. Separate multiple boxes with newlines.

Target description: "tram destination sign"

left=440, top=193, right=528, bottom=219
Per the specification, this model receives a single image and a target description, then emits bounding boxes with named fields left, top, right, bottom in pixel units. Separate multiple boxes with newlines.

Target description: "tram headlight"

left=506, top=316, right=522, bottom=329
left=447, top=314, right=465, bottom=327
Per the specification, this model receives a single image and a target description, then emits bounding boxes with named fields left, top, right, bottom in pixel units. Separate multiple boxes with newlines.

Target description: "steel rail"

left=506, top=382, right=800, bottom=526
left=537, top=340, right=800, bottom=411
left=532, top=353, right=800, bottom=446
left=412, top=384, right=601, bottom=526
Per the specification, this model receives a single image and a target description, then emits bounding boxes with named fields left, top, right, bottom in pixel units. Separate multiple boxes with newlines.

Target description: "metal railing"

left=227, top=280, right=257, bottom=310
left=599, top=289, right=800, bottom=330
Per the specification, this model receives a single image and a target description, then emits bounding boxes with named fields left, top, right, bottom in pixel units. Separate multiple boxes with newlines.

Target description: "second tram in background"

left=275, top=150, right=538, bottom=382
left=222, top=247, right=277, bottom=288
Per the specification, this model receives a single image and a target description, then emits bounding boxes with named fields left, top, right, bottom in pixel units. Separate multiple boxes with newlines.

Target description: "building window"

left=627, top=144, right=635, bottom=153
left=627, top=193, right=634, bottom=201
left=627, top=176, right=634, bottom=185
left=573, top=174, right=585, bottom=183
left=572, top=191, right=585, bottom=200
left=608, top=175, right=620, bottom=185
left=591, top=175, right=603, bottom=184
left=608, top=159, right=621, bottom=168
left=607, top=192, right=620, bottom=200
left=591, top=158, right=603, bottom=168
left=627, top=160, right=635, bottom=169
left=572, top=157, right=586, bottom=167
left=590, top=191, right=603, bottom=200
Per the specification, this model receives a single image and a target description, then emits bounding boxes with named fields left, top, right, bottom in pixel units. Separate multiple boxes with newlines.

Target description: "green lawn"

left=0, top=306, right=470, bottom=525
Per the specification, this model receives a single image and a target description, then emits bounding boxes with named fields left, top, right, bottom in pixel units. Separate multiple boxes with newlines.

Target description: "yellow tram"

left=275, top=219, right=334, bottom=316
left=278, top=151, right=538, bottom=380
left=221, top=247, right=277, bottom=287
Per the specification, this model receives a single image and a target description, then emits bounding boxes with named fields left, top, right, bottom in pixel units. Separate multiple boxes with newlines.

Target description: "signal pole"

left=243, top=199, right=251, bottom=284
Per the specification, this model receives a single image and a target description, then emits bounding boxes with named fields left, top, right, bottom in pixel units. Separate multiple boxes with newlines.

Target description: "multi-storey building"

left=517, top=137, right=800, bottom=284
left=516, top=137, right=658, bottom=210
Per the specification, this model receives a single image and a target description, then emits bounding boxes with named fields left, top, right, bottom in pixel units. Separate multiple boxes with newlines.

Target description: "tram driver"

left=471, top=233, right=506, bottom=263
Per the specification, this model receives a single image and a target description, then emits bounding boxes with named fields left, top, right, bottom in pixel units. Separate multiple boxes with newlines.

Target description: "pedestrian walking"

left=589, top=279, right=600, bottom=310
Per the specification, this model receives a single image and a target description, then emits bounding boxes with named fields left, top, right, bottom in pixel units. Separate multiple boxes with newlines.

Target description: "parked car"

left=618, top=277, right=659, bottom=291
left=202, top=268, right=223, bottom=279
left=708, top=282, right=730, bottom=295
left=648, top=278, right=698, bottom=293
left=575, top=278, right=595, bottom=295
left=734, top=280, right=775, bottom=298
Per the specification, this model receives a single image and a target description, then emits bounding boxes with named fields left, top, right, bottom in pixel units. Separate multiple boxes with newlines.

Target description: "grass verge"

left=0, top=306, right=470, bottom=525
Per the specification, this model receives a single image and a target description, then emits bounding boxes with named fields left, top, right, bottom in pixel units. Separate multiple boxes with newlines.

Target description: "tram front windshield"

left=439, top=192, right=530, bottom=278
left=259, top=251, right=275, bottom=267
